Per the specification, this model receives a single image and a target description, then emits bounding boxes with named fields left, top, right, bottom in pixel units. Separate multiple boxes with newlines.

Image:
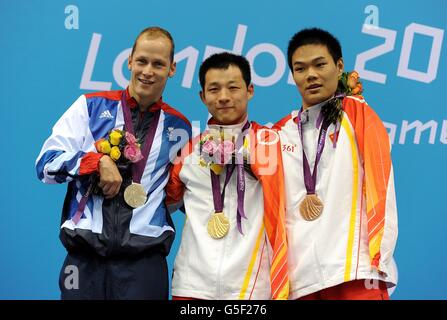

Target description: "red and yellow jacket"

left=166, top=120, right=289, bottom=300
left=274, top=96, right=398, bottom=299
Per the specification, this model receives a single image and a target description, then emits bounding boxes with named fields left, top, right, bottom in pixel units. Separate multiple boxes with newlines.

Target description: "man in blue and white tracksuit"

left=35, top=27, right=191, bottom=299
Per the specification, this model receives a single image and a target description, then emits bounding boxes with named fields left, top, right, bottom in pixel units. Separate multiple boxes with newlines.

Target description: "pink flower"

left=124, top=144, right=143, bottom=163
left=125, top=132, right=138, bottom=145
left=222, top=140, right=235, bottom=154
left=202, top=140, right=218, bottom=155
left=216, top=141, right=235, bottom=164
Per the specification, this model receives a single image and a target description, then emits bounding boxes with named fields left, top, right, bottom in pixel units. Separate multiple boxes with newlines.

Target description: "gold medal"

left=124, top=183, right=147, bottom=208
left=207, top=212, right=230, bottom=239
left=299, top=194, right=324, bottom=221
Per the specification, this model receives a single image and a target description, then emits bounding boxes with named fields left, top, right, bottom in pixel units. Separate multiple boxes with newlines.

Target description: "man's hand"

left=98, top=155, right=123, bottom=199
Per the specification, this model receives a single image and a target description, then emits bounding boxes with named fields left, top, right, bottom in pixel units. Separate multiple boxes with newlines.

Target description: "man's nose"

left=218, top=89, right=230, bottom=103
left=306, top=67, right=318, bottom=80
left=142, top=64, right=155, bottom=76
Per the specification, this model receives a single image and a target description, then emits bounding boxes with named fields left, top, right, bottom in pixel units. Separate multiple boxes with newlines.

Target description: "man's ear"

left=128, top=55, right=132, bottom=71
left=168, top=62, right=177, bottom=78
left=337, top=58, right=344, bottom=77
left=247, top=84, right=254, bottom=100
left=199, top=91, right=206, bottom=104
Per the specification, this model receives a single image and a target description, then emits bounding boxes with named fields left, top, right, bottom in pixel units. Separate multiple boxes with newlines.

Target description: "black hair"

left=287, top=28, right=342, bottom=70
left=199, top=52, right=251, bottom=89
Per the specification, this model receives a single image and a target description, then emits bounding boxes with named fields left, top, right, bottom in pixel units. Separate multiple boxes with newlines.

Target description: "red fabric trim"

left=298, top=280, right=389, bottom=300
left=207, top=117, right=220, bottom=126
left=272, top=113, right=293, bottom=130
left=85, top=90, right=122, bottom=101
left=165, top=135, right=201, bottom=206
left=250, top=121, right=289, bottom=299
left=84, top=88, right=167, bottom=112
left=161, top=104, right=191, bottom=127
left=149, top=99, right=164, bottom=112
left=124, top=87, right=138, bottom=109
left=125, top=87, right=163, bottom=110
left=343, top=97, right=391, bottom=271
left=84, top=88, right=138, bottom=109
left=355, top=183, right=365, bottom=279
left=249, top=238, right=266, bottom=300
left=80, top=152, right=104, bottom=175
left=371, top=255, right=381, bottom=268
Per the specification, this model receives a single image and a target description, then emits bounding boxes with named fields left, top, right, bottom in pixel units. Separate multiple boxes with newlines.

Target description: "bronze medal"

left=124, top=182, right=147, bottom=208
left=296, top=109, right=331, bottom=222
left=299, top=194, right=324, bottom=221
left=207, top=212, right=230, bottom=239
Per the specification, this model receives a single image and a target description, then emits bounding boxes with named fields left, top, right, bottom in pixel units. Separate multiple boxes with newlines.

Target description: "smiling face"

left=128, top=35, right=176, bottom=109
left=291, top=44, right=344, bottom=109
left=200, top=65, right=254, bottom=125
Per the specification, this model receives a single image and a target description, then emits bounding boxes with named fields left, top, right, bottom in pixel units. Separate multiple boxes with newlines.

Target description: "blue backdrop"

left=1, top=0, right=446, bottom=299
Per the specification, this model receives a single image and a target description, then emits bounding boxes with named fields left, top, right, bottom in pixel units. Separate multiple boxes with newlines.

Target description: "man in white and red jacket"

left=166, top=52, right=289, bottom=300
left=274, top=28, right=398, bottom=300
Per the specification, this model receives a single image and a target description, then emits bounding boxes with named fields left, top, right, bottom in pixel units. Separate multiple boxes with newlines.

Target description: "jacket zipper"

left=112, top=196, right=120, bottom=253
left=216, top=171, right=233, bottom=299
left=216, top=236, right=227, bottom=299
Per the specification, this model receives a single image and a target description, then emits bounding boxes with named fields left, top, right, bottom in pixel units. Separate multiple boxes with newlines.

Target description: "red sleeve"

left=165, top=136, right=201, bottom=207
left=250, top=122, right=289, bottom=299
left=165, top=161, right=185, bottom=206
left=79, top=152, right=104, bottom=175
left=272, top=113, right=292, bottom=131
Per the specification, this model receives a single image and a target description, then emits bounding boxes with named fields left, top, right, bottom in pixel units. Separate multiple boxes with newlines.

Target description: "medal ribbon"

left=211, top=165, right=236, bottom=213
left=72, top=181, right=94, bottom=224
left=72, top=91, right=161, bottom=224
left=297, top=108, right=331, bottom=195
left=210, top=121, right=250, bottom=235
left=121, top=91, right=161, bottom=184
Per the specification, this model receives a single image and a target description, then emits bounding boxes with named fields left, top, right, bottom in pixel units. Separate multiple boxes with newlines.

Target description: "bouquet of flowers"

left=338, top=70, right=363, bottom=96
left=86, top=130, right=143, bottom=196
left=95, top=129, right=143, bottom=164
left=322, top=70, right=364, bottom=125
left=73, top=130, right=144, bottom=219
left=199, top=129, right=250, bottom=175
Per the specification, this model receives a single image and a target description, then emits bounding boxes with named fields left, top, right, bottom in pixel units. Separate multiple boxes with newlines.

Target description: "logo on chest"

left=166, top=127, right=175, bottom=140
left=282, top=144, right=296, bottom=153
left=329, top=130, right=340, bottom=145
left=99, top=110, right=113, bottom=120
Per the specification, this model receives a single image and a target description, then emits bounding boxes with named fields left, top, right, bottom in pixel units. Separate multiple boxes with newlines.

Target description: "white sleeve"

left=35, top=95, right=90, bottom=184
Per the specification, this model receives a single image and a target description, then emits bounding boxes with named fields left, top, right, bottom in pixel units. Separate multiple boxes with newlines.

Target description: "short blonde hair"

left=131, top=26, right=175, bottom=62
